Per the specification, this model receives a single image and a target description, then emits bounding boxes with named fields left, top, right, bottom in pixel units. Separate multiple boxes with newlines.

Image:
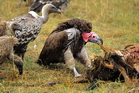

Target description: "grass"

left=0, top=0, right=139, bottom=93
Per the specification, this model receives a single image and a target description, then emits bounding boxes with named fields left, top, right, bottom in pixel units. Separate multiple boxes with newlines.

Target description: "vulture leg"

left=76, top=47, right=91, bottom=68
left=8, top=50, right=23, bottom=75
left=64, top=48, right=81, bottom=77
left=13, top=55, right=23, bottom=75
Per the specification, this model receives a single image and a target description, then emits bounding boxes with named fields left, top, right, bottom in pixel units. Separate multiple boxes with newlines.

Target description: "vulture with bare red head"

left=37, top=18, right=103, bottom=77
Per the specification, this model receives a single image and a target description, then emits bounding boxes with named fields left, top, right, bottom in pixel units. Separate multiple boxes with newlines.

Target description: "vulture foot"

left=75, top=73, right=82, bottom=78
left=73, top=67, right=82, bottom=77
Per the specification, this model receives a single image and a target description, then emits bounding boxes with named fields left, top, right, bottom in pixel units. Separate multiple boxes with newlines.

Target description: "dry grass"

left=0, top=0, right=139, bottom=93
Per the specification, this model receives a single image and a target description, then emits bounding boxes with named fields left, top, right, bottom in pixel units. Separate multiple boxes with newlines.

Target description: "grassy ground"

left=0, top=0, right=139, bottom=93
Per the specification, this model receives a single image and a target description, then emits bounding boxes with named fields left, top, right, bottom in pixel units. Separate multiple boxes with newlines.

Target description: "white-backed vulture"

left=8, top=4, right=61, bottom=58
left=30, top=0, right=70, bottom=12
left=37, top=18, right=103, bottom=77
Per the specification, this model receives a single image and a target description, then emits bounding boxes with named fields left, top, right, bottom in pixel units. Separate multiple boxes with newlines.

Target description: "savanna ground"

left=0, top=0, right=139, bottom=93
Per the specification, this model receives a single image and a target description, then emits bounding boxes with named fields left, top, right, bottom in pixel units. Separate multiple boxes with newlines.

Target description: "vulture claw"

left=75, top=74, right=82, bottom=78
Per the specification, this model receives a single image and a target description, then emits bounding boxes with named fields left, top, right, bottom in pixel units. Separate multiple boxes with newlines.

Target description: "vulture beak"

left=89, top=37, right=103, bottom=45
left=57, top=9, right=62, bottom=13
left=55, top=8, right=61, bottom=14
left=12, top=23, right=22, bottom=31
left=49, top=7, right=61, bottom=14
left=82, top=32, right=103, bottom=45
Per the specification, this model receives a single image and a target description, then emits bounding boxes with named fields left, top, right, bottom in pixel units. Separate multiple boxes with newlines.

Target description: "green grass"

left=0, top=0, right=139, bottom=92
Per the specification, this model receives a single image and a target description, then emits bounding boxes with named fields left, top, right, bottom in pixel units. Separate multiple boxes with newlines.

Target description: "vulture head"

left=8, top=21, right=22, bottom=35
left=42, top=4, right=61, bottom=14
left=37, top=18, right=103, bottom=77
left=0, top=21, right=22, bottom=36
left=82, top=32, right=103, bottom=45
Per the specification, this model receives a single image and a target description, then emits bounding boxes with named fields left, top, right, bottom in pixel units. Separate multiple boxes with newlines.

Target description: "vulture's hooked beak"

left=49, top=7, right=61, bottom=14
left=55, top=8, right=62, bottom=14
left=89, top=37, right=103, bottom=45
left=13, top=23, right=22, bottom=31
left=82, top=32, right=103, bottom=45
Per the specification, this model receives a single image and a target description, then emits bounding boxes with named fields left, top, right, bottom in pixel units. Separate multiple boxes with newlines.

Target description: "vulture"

left=8, top=4, right=61, bottom=58
left=30, top=0, right=70, bottom=12
left=0, top=36, right=23, bottom=75
left=37, top=18, right=103, bottom=77
left=0, top=21, right=23, bottom=75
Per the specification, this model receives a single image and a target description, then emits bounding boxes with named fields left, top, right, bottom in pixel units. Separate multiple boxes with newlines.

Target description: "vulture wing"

left=8, top=13, right=43, bottom=44
left=37, top=30, right=69, bottom=65
left=37, top=28, right=81, bottom=65
left=30, top=0, right=70, bottom=12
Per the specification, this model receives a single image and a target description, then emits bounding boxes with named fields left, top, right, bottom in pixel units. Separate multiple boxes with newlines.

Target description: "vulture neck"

left=41, top=5, right=49, bottom=23
left=29, top=5, right=50, bottom=24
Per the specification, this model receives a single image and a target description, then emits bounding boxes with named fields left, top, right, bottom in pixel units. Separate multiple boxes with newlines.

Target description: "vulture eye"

left=92, top=36, right=96, bottom=38
left=13, top=24, right=17, bottom=26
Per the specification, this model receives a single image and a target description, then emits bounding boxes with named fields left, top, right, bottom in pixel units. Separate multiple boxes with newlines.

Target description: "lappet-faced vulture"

left=37, top=18, right=103, bottom=77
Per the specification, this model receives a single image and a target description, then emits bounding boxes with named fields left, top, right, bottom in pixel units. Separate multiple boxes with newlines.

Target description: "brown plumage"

left=0, top=36, right=23, bottom=75
left=37, top=18, right=103, bottom=77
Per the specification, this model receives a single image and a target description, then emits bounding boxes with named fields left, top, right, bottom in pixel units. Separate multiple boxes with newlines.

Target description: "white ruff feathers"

left=28, top=11, right=39, bottom=18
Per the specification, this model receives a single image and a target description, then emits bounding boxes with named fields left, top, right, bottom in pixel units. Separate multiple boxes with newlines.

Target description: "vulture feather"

left=37, top=18, right=103, bottom=77
left=30, top=0, right=70, bottom=12
left=8, top=4, right=61, bottom=58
